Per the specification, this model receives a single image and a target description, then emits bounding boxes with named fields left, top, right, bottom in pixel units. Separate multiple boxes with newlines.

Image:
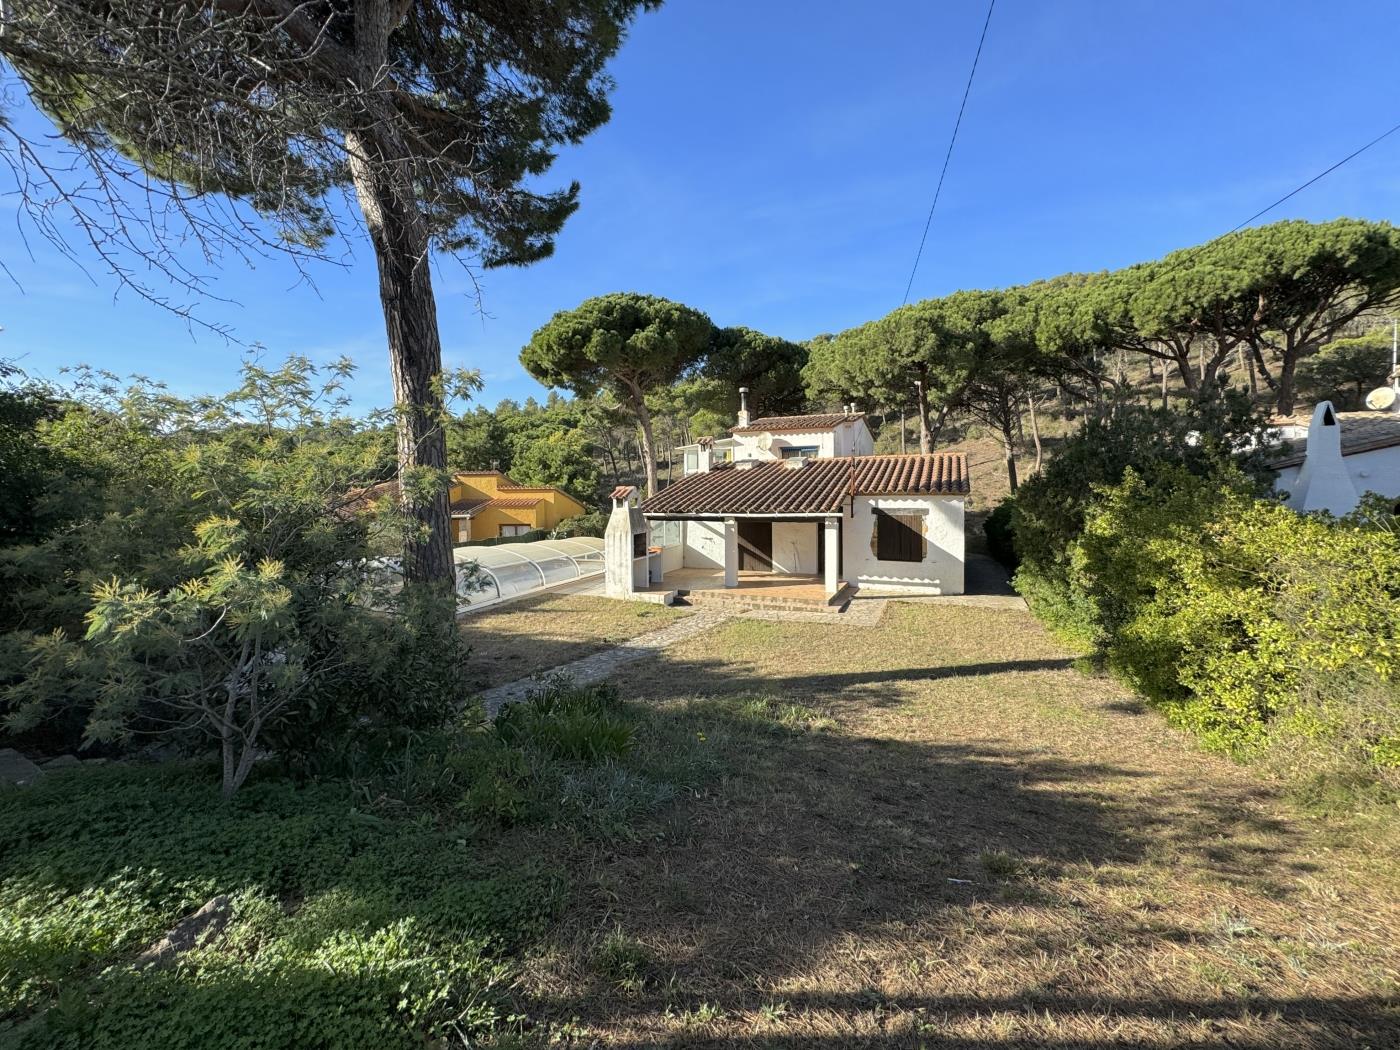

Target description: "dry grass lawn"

left=461, top=591, right=689, bottom=690
left=518, top=602, right=1400, bottom=1048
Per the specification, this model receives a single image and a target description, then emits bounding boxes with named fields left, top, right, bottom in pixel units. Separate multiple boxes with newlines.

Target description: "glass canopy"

left=453, top=537, right=604, bottom=611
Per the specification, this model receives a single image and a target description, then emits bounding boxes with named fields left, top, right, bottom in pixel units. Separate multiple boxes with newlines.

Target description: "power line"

left=1220, top=119, right=1400, bottom=238
left=1158, top=118, right=1400, bottom=278
left=901, top=0, right=996, bottom=306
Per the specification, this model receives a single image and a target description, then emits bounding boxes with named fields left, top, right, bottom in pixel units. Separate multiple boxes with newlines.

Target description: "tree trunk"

left=1000, top=413, right=1019, bottom=493
left=914, top=378, right=932, bottom=455
left=1240, top=345, right=1258, bottom=396
left=1275, top=337, right=1300, bottom=416
left=1248, top=340, right=1279, bottom=393
left=1027, top=394, right=1042, bottom=474
left=996, top=394, right=1019, bottom=492
left=929, top=404, right=950, bottom=449
left=344, top=5, right=453, bottom=590
left=626, top=384, right=660, bottom=496
left=898, top=407, right=906, bottom=454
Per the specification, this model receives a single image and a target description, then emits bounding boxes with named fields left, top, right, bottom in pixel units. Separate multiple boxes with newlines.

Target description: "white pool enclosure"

left=453, top=537, right=604, bottom=611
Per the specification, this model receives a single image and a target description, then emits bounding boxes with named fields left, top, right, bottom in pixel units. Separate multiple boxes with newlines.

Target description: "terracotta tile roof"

left=487, top=496, right=546, bottom=510
left=641, top=453, right=969, bottom=515
left=731, top=413, right=865, bottom=434
left=449, top=496, right=490, bottom=515
left=610, top=485, right=637, bottom=501
left=1267, top=411, right=1400, bottom=468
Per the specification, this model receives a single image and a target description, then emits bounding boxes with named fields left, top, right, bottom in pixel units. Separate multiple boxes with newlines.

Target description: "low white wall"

left=660, top=539, right=684, bottom=574
left=842, top=496, right=964, bottom=594
left=682, top=519, right=726, bottom=569
left=771, top=521, right=819, bottom=574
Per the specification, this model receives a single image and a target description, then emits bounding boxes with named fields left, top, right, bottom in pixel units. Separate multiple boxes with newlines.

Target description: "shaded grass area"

left=520, top=604, right=1400, bottom=1048
left=460, top=593, right=689, bottom=691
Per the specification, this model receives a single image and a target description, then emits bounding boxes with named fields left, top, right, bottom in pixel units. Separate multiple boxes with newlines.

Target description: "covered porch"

left=645, top=513, right=846, bottom=601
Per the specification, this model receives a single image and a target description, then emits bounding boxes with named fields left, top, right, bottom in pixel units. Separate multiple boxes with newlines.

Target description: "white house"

left=676, top=389, right=875, bottom=474
left=605, top=405, right=968, bottom=605
left=1269, top=400, right=1400, bottom=515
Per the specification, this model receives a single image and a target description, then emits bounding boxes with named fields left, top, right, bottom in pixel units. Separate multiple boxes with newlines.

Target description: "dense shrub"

left=0, top=359, right=467, bottom=793
left=1038, top=461, right=1400, bottom=790
left=494, top=676, right=635, bottom=761
left=552, top=509, right=608, bottom=538
left=1012, top=395, right=1273, bottom=641
left=1010, top=395, right=1400, bottom=794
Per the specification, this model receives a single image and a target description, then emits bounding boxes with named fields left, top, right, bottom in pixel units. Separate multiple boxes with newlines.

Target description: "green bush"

left=494, top=676, right=635, bottom=762
left=0, top=359, right=467, bottom=793
left=1011, top=394, right=1274, bottom=640
left=1056, top=465, right=1400, bottom=788
left=551, top=510, right=608, bottom=538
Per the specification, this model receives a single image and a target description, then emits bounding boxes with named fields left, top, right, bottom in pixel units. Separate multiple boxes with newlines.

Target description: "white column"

left=824, top=516, right=841, bottom=596
left=723, top=517, right=739, bottom=588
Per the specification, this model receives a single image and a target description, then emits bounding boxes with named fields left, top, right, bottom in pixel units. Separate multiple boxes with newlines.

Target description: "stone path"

left=479, top=608, right=733, bottom=718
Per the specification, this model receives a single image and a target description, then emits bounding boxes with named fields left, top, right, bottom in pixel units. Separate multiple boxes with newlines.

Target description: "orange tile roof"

left=486, top=496, right=547, bottom=510
left=731, top=413, right=865, bottom=434
left=641, top=453, right=969, bottom=515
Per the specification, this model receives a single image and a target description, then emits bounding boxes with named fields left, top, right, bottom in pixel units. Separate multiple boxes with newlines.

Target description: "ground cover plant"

left=0, top=677, right=749, bottom=1048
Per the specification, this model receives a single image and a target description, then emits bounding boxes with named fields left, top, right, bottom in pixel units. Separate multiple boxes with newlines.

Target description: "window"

left=780, top=445, right=820, bottom=459
left=873, top=509, right=925, bottom=563
left=656, top=520, right=683, bottom=548
left=683, top=450, right=699, bottom=474
left=715, top=446, right=734, bottom=463
left=499, top=524, right=531, bottom=538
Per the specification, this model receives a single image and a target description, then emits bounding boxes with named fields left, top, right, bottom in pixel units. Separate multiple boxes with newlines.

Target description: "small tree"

left=521, top=293, right=713, bottom=496
left=1298, top=331, right=1395, bottom=409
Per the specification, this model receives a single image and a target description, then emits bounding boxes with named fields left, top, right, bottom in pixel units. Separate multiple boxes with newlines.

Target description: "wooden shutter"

left=875, top=510, right=925, bottom=563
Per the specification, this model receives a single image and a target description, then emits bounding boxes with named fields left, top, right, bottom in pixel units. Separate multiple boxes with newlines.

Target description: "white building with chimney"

left=1269, top=400, right=1400, bottom=515
left=604, top=390, right=968, bottom=610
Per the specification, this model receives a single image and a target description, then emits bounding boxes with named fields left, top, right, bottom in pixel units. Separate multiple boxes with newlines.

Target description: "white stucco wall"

left=1274, top=445, right=1400, bottom=514
left=733, top=430, right=834, bottom=461
left=841, top=496, right=964, bottom=594
left=681, top=519, right=726, bottom=569
left=771, top=521, right=819, bottom=574
left=833, top=419, right=875, bottom=457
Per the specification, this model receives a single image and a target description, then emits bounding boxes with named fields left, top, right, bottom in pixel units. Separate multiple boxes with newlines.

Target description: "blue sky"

left=3, top=0, right=1400, bottom=413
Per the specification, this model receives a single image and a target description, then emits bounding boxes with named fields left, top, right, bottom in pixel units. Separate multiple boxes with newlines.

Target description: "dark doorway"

left=737, top=520, right=773, bottom=571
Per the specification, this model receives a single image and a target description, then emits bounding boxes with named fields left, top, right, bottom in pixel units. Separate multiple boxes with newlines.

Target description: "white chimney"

left=1291, top=401, right=1359, bottom=514
left=696, top=439, right=714, bottom=472
left=737, top=386, right=750, bottom=429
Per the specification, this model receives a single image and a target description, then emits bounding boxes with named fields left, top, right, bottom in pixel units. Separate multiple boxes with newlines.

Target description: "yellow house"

left=448, top=471, right=587, bottom=543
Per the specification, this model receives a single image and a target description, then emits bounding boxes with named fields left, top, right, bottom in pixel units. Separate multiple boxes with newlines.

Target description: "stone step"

left=0, top=748, right=44, bottom=788
left=685, top=590, right=849, bottom=614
